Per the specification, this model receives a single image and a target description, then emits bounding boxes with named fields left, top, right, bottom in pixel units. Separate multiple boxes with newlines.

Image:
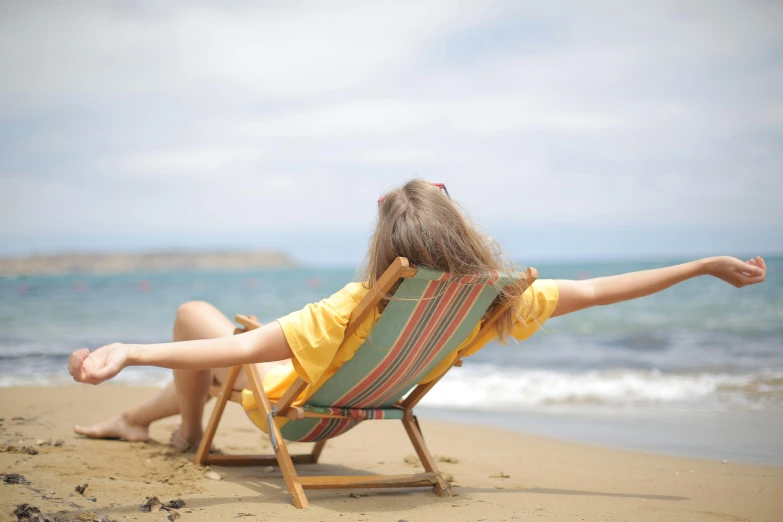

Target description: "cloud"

left=114, top=147, right=268, bottom=178
left=0, top=0, right=781, bottom=258
left=0, top=1, right=489, bottom=104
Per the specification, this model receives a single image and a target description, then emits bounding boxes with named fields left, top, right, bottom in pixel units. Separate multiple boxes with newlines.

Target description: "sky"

left=1, top=1, right=782, bottom=265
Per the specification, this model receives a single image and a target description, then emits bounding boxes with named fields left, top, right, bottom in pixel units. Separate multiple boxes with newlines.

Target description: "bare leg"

left=166, top=301, right=235, bottom=449
left=73, top=380, right=179, bottom=441
left=75, top=300, right=280, bottom=444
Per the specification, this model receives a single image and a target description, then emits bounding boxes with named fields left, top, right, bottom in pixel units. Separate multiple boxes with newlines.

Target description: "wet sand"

left=419, top=406, right=783, bottom=466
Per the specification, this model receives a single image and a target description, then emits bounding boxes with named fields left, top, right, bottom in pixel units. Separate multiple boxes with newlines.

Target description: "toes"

left=74, top=417, right=150, bottom=442
left=74, top=425, right=100, bottom=438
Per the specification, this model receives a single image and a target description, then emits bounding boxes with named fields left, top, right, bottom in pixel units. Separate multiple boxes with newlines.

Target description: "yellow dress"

left=242, top=279, right=559, bottom=421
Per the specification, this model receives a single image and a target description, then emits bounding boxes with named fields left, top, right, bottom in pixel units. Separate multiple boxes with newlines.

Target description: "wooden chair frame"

left=194, top=257, right=537, bottom=508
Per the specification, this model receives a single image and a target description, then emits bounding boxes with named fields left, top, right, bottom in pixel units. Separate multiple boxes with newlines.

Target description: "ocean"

left=2, top=257, right=781, bottom=463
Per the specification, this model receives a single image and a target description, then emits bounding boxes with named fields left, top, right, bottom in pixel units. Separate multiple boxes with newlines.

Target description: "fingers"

left=742, top=257, right=764, bottom=277
left=68, top=348, right=106, bottom=385
left=748, top=265, right=764, bottom=276
left=736, top=256, right=766, bottom=286
left=68, top=348, right=90, bottom=380
left=750, top=256, right=765, bottom=277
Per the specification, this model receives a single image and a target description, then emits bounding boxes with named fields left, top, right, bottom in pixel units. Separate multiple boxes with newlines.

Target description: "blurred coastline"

left=0, top=250, right=295, bottom=277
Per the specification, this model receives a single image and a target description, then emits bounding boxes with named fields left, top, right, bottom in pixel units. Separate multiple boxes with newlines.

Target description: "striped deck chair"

left=194, top=257, right=537, bottom=508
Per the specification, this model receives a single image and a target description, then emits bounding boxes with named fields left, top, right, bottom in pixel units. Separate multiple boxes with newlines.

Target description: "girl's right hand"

left=68, top=343, right=129, bottom=385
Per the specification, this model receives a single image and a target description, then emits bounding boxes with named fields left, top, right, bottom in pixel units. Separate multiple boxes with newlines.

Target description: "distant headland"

left=0, top=250, right=296, bottom=276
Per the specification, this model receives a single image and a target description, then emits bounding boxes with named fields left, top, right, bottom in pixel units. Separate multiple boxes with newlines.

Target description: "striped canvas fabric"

left=301, top=405, right=405, bottom=420
left=279, top=268, right=519, bottom=442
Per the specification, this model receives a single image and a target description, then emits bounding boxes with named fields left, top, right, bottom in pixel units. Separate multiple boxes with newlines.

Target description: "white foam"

left=419, top=365, right=783, bottom=411
left=0, top=367, right=171, bottom=388
left=0, top=373, right=76, bottom=387
left=3, top=364, right=781, bottom=411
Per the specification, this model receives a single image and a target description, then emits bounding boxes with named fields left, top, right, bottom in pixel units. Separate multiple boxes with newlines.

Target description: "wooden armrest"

left=235, top=314, right=262, bottom=331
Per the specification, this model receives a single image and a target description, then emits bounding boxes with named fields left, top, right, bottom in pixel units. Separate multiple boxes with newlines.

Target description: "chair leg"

left=267, top=420, right=309, bottom=508
left=402, top=414, right=452, bottom=497
left=243, top=364, right=309, bottom=509
left=309, top=440, right=327, bottom=463
left=195, top=365, right=242, bottom=465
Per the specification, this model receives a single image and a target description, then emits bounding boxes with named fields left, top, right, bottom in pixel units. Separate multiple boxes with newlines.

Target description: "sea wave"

left=420, top=365, right=783, bottom=411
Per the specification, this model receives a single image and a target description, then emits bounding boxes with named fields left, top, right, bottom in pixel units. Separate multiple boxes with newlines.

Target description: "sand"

left=1, top=386, right=781, bottom=522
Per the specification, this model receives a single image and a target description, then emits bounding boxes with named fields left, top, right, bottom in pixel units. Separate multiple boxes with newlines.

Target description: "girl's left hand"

left=68, top=343, right=129, bottom=385
left=705, top=256, right=767, bottom=288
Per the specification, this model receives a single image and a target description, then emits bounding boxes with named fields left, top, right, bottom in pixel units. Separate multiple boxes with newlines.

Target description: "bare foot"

left=74, top=414, right=150, bottom=442
left=169, top=421, right=203, bottom=453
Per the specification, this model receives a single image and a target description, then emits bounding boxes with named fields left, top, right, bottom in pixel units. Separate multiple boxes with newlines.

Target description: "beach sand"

left=1, top=386, right=781, bottom=521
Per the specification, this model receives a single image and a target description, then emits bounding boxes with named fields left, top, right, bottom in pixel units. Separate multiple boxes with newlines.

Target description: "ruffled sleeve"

left=457, top=278, right=560, bottom=360
left=511, top=278, right=559, bottom=341
left=276, top=285, right=360, bottom=385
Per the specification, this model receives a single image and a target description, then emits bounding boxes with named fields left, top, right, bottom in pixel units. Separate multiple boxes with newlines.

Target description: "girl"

left=69, top=179, right=767, bottom=449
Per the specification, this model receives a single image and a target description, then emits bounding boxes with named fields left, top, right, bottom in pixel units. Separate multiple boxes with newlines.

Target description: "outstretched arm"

left=551, top=256, right=767, bottom=318
left=68, top=321, right=293, bottom=385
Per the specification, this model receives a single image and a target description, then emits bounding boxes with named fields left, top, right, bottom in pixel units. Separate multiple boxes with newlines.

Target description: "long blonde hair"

left=361, top=179, right=523, bottom=342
